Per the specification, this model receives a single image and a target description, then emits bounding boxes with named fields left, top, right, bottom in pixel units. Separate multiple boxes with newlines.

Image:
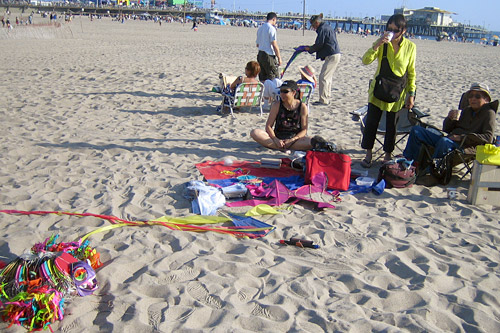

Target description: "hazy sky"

left=210, top=0, right=500, bottom=31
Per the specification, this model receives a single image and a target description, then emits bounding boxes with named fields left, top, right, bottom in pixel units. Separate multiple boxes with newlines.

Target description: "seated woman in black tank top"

left=250, top=80, right=313, bottom=151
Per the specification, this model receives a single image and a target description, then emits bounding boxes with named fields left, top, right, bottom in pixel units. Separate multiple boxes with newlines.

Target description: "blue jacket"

left=308, top=22, right=340, bottom=60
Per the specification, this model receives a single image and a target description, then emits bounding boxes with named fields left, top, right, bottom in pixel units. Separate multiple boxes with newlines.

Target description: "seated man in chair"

left=403, top=83, right=497, bottom=168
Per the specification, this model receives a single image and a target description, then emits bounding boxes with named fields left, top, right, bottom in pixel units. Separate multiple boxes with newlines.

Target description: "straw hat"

left=298, top=65, right=316, bottom=83
left=466, top=82, right=492, bottom=101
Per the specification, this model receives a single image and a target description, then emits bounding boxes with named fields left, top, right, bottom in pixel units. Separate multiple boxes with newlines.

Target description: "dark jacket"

left=308, top=22, right=340, bottom=60
left=443, top=100, right=498, bottom=153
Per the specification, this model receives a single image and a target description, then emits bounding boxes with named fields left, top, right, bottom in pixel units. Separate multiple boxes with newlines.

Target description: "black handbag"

left=373, top=44, right=407, bottom=103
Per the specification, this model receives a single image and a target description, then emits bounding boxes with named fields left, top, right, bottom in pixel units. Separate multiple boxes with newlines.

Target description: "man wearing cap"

left=256, top=12, right=282, bottom=82
left=403, top=83, right=498, bottom=161
left=304, top=13, right=341, bottom=105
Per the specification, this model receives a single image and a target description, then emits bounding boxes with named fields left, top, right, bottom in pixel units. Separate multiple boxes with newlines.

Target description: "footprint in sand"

left=250, top=302, right=289, bottom=322
left=147, top=302, right=168, bottom=331
left=187, top=281, right=223, bottom=309
left=60, top=318, right=83, bottom=333
left=162, top=267, right=199, bottom=284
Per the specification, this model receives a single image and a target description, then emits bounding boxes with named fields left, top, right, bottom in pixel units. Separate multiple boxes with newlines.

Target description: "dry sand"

left=1, top=13, right=500, bottom=332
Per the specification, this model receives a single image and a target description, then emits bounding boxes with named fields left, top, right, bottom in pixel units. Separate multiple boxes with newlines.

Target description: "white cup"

left=386, top=31, right=394, bottom=41
left=447, top=188, right=457, bottom=200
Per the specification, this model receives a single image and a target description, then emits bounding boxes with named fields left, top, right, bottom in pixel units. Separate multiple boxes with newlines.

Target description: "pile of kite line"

left=0, top=234, right=101, bottom=332
left=0, top=209, right=275, bottom=331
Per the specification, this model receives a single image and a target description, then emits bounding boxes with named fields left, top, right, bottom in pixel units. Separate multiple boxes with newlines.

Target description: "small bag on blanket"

left=378, top=159, right=416, bottom=188
left=305, top=151, right=352, bottom=191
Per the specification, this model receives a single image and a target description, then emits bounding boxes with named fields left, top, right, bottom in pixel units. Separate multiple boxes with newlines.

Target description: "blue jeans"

left=403, top=126, right=460, bottom=161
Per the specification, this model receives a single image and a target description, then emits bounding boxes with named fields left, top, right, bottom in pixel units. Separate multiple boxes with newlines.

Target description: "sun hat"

left=467, top=82, right=491, bottom=101
left=298, top=65, right=316, bottom=83
left=310, top=13, right=323, bottom=24
left=280, top=80, right=298, bottom=92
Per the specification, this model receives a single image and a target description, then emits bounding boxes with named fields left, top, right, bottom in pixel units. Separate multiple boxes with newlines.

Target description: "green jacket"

left=362, top=37, right=417, bottom=112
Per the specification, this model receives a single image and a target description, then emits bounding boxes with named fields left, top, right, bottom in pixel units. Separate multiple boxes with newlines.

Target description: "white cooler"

left=467, top=160, right=500, bottom=206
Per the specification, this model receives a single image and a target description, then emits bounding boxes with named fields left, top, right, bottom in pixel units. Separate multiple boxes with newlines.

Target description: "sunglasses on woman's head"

left=280, top=89, right=293, bottom=94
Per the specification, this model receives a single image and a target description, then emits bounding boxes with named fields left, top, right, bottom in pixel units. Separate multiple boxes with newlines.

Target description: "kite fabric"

left=280, top=45, right=308, bottom=79
left=0, top=209, right=275, bottom=239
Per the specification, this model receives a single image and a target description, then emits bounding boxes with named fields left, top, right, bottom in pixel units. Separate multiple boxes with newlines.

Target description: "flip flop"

left=360, top=159, right=372, bottom=168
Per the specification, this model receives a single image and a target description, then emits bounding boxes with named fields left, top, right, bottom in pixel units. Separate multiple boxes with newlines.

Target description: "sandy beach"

left=1, top=12, right=500, bottom=332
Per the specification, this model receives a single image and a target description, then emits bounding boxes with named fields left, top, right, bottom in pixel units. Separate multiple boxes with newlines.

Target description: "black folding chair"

left=351, top=106, right=429, bottom=161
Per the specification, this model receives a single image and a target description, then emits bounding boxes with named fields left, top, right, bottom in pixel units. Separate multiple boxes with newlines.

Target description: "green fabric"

left=362, top=37, right=416, bottom=112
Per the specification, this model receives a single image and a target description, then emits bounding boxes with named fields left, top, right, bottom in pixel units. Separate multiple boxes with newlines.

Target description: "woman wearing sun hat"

left=298, top=64, right=317, bottom=89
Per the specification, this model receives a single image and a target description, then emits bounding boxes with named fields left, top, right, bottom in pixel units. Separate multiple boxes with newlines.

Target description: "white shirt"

left=256, top=22, right=277, bottom=56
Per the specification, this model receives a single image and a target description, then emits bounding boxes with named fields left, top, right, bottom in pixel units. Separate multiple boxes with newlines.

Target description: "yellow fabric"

left=245, top=204, right=281, bottom=216
left=476, top=144, right=500, bottom=165
left=362, top=37, right=417, bottom=112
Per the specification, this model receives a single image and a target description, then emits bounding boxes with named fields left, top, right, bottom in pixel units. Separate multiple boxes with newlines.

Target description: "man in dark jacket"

left=305, top=13, right=341, bottom=105
left=403, top=82, right=498, bottom=161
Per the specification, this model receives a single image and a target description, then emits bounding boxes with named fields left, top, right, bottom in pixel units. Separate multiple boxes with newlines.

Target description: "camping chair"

left=220, top=81, right=265, bottom=117
left=416, top=95, right=499, bottom=182
left=297, top=83, right=314, bottom=115
left=268, top=82, right=314, bottom=114
left=416, top=135, right=477, bottom=182
left=351, top=105, right=429, bottom=161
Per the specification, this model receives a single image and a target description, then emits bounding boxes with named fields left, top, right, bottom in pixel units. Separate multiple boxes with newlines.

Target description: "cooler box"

left=467, top=160, right=500, bottom=206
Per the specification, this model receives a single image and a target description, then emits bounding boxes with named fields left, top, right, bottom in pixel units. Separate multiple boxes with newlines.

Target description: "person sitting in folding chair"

left=218, top=61, right=261, bottom=114
left=227, top=61, right=261, bottom=92
left=403, top=82, right=498, bottom=173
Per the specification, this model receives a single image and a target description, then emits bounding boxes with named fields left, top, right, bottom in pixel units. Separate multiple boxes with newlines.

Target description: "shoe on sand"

left=360, top=159, right=372, bottom=168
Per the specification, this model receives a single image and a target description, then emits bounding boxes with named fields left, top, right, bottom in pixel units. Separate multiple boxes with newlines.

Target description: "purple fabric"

left=226, top=172, right=338, bottom=209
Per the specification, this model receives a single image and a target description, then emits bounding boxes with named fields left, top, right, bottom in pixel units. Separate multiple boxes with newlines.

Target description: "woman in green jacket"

left=360, top=14, right=416, bottom=167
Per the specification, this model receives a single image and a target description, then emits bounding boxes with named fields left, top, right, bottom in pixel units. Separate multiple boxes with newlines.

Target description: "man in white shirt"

left=256, top=12, right=282, bottom=82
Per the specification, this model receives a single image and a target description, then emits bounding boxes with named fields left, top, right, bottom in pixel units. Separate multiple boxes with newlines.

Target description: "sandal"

left=360, top=158, right=372, bottom=168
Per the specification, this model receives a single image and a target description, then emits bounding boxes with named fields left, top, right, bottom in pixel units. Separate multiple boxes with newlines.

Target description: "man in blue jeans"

left=403, top=83, right=497, bottom=164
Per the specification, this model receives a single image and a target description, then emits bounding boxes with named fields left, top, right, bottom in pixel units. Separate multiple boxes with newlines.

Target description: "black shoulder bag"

left=373, top=44, right=407, bottom=103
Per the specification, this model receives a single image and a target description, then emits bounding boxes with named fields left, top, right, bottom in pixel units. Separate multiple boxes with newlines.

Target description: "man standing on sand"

left=256, top=12, right=282, bottom=82
left=304, top=13, right=341, bottom=105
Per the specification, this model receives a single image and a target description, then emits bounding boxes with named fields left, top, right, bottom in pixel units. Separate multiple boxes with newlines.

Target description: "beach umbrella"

left=491, top=35, right=499, bottom=40
left=481, top=37, right=487, bottom=41
left=186, top=15, right=193, bottom=20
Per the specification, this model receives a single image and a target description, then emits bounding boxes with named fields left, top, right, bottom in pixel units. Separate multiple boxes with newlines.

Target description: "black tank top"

left=274, top=100, right=303, bottom=135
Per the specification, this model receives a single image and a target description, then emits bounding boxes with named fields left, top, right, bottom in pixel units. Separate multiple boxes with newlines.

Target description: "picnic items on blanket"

left=0, top=235, right=101, bottom=331
left=184, top=180, right=226, bottom=215
left=220, top=183, right=248, bottom=199
left=305, top=151, right=352, bottom=191
left=378, top=158, right=416, bottom=188
left=476, top=144, right=500, bottom=166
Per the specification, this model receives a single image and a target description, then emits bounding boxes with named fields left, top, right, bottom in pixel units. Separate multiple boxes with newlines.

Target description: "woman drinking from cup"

left=360, top=14, right=416, bottom=167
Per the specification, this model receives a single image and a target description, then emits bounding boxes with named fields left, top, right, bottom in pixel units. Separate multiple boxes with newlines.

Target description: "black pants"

left=361, top=103, right=400, bottom=153
left=257, top=50, right=278, bottom=82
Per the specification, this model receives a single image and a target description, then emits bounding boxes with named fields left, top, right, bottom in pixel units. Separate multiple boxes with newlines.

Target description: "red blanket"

left=195, top=159, right=302, bottom=180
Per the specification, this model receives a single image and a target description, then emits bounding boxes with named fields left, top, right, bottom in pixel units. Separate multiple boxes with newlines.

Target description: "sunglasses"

left=387, top=28, right=402, bottom=33
left=280, top=89, right=293, bottom=94
left=468, top=92, right=484, bottom=99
